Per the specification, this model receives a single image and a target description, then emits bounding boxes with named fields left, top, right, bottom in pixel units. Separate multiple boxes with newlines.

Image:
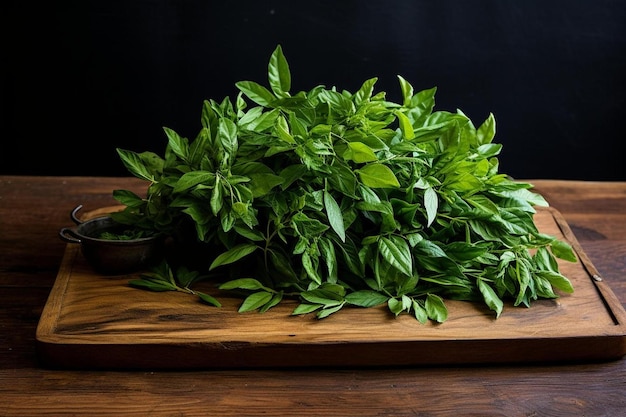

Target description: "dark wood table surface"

left=1, top=176, right=625, bottom=416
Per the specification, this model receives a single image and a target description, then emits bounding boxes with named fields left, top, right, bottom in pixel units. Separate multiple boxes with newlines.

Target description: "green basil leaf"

left=116, top=149, right=155, bottom=182
left=357, top=164, right=400, bottom=188
left=476, top=143, right=502, bottom=158
left=502, top=188, right=549, bottom=207
left=128, top=279, right=176, bottom=292
left=324, top=191, right=346, bottom=242
left=163, top=126, right=189, bottom=162
left=344, top=142, right=378, bottom=163
left=317, top=303, right=345, bottom=319
left=477, top=279, right=504, bottom=318
left=259, top=292, right=283, bottom=313
left=236, top=81, right=276, bottom=106
left=397, top=75, right=414, bottom=107
left=238, top=291, right=274, bottom=313
left=345, top=290, right=389, bottom=307
left=353, top=77, right=378, bottom=105
left=219, top=278, right=270, bottom=291
left=318, top=236, right=338, bottom=283
left=467, top=194, right=500, bottom=215
left=550, top=239, right=578, bottom=262
left=300, top=289, right=343, bottom=307
left=245, top=108, right=280, bottom=131
left=378, top=235, right=413, bottom=277
left=424, top=186, right=438, bottom=227
left=411, top=300, right=428, bottom=323
left=209, top=243, right=258, bottom=270
left=513, top=260, right=532, bottom=307
left=196, top=292, right=222, bottom=307
left=275, top=114, right=295, bottom=143
left=387, top=297, right=404, bottom=316
left=396, top=111, right=416, bottom=140
left=292, top=303, right=323, bottom=315
left=218, top=118, right=238, bottom=155
left=173, top=171, right=216, bottom=193
left=476, top=113, right=496, bottom=145
left=302, top=251, right=323, bottom=285
left=268, top=44, right=291, bottom=97
left=425, top=294, right=448, bottom=323
left=537, top=271, right=574, bottom=293
left=248, top=173, right=284, bottom=197
left=408, top=86, right=436, bottom=124
left=112, top=189, right=144, bottom=208
left=210, top=177, right=222, bottom=215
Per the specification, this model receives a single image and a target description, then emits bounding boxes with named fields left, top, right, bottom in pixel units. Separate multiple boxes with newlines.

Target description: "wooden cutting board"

left=36, top=207, right=626, bottom=370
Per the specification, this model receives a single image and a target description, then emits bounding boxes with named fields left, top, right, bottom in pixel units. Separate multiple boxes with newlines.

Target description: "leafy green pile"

left=113, top=45, right=576, bottom=323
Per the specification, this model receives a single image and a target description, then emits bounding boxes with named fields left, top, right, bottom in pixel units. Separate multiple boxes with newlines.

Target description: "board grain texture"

left=36, top=206, right=626, bottom=370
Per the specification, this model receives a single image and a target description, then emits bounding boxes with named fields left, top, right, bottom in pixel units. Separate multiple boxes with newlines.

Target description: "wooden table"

left=1, top=176, right=625, bottom=416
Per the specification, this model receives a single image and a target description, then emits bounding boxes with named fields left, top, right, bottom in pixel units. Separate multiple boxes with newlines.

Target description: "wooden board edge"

left=35, top=335, right=626, bottom=370
left=546, top=206, right=626, bottom=327
left=35, top=244, right=79, bottom=344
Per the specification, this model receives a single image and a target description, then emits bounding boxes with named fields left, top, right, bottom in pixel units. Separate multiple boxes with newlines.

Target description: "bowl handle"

left=70, top=205, right=84, bottom=225
left=59, top=227, right=81, bottom=244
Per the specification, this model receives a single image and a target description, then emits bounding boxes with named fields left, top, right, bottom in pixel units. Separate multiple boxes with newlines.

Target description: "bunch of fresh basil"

left=112, top=45, right=576, bottom=323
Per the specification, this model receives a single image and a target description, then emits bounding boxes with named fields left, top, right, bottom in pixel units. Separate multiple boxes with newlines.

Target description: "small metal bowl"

left=59, top=205, right=164, bottom=275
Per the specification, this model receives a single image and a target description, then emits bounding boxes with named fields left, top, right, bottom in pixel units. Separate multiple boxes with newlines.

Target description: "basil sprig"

left=114, top=45, right=576, bottom=323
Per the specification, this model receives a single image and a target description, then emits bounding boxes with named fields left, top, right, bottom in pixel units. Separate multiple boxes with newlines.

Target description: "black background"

left=2, top=0, right=625, bottom=180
